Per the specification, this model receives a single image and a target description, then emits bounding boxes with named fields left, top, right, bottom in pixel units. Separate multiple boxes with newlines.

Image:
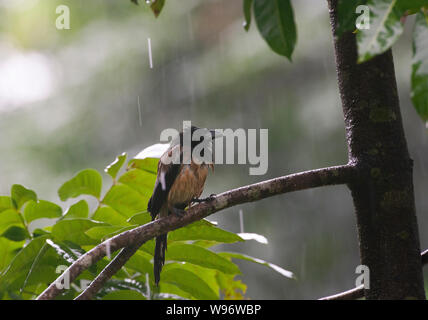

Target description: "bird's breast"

left=167, top=163, right=209, bottom=206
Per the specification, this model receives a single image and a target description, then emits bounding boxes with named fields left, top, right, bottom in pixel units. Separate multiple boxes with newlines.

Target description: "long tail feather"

left=154, top=233, right=167, bottom=286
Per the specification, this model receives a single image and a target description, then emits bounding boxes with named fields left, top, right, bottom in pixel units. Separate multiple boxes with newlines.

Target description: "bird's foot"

left=191, top=194, right=216, bottom=204
left=171, top=207, right=186, bottom=217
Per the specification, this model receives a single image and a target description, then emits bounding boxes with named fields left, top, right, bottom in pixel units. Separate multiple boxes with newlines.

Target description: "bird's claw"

left=207, top=193, right=216, bottom=201
left=191, top=194, right=216, bottom=204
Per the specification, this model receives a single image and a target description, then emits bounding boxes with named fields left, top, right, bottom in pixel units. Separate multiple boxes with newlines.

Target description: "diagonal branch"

left=74, top=244, right=142, bottom=300
left=319, top=249, right=428, bottom=300
left=37, top=164, right=355, bottom=300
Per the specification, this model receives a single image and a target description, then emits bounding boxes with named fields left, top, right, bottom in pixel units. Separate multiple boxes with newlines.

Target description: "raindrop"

left=137, top=96, right=143, bottom=127
left=147, top=38, right=153, bottom=69
left=239, top=209, right=244, bottom=233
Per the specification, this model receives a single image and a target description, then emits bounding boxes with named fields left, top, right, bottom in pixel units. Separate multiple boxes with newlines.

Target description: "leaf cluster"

left=0, top=149, right=294, bottom=300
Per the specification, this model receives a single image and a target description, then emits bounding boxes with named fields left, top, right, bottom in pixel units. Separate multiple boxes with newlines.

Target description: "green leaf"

left=128, top=158, right=159, bottom=174
left=52, top=219, right=106, bottom=245
left=0, top=238, right=24, bottom=272
left=397, top=0, right=428, bottom=12
left=243, top=0, right=253, bottom=31
left=253, top=0, right=297, bottom=60
left=97, top=278, right=147, bottom=299
left=411, top=11, right=428, bottom=121
left=192, top=240, right=220, bottom=248
left=102, top=184, right=149, bottom=218
left=216, top=272, right=247, bottom=300
left=0, top=209, right=22, bottom=235
left=2, top=226, right=29, bottom=242
left=44, top=239, right=76, bottom=264
left=171, top=263, right=221, bottom=297
left=139, top=239, right=155, bottom=255
left=58, top=169, right=102, bottom=201
left=21, top=242, right=50, bottom=291
left=127, top=211, right=151, bottom=225
left=357, top=0, right=405, bottom=63
left=0, top=236, right=67, bottom=292
left=0, top=236, right=44, bottom=290
left=219, top=252, right=295, bottom=279
left=168, top=220, right=244, bottom=243
left=105, top=152, right=127, bottom=180
left=85, top=226, right=124, bottom=240
left=118, top=169, right=156, bottom=197
left=150, top=0, right=165, bottom=18
left=125, top=251, right=153, bottom=278
left=85, top=225, right=135, bottom=241
left=58, top=240, right=86, bottom=260
left=161, top=266, right=218, bottom=300
left=62, top=200, right=89, bottom=220
left=92, top=206, right=129, bottom=226
left=336, top=0, right=368, bottom=37
left=33, top=228, right=50, bottom=238
left=0, top=197, right=12, bottom=214
left=23, top=200, right=62, bottom=224
left=158, top=282, right=194, bottom=300
left=11, top=185, right=37, bottom=210
left=102, top=289, right=146, bottom=300
left=166, top=244, right=241, bottom=275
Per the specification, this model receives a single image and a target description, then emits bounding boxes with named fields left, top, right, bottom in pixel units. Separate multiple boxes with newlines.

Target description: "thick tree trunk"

left=328, top=0, right=425, bottom=299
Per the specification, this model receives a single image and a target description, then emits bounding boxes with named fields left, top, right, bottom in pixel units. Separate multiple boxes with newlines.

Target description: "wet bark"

left=328, top=0, right=425, bottom=299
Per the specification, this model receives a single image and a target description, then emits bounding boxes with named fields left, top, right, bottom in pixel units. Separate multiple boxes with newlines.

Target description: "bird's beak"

left=210, top=129, right=223, bottom=140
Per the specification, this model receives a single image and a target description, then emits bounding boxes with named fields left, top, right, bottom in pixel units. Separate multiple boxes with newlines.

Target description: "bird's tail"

left=154, top=233, right=167, bottom=286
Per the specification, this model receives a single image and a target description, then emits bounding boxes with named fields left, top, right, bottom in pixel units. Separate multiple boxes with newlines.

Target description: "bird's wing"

left=147, top=146, right=182, bottom=220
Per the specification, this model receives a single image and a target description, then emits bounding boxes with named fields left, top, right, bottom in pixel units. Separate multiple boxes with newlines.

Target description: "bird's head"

left=175, top=125, right=222, bottom=150
left=168, top=125, right=222, bottom=166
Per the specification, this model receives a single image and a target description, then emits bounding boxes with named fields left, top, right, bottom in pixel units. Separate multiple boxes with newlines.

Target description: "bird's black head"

left=178, top=125, right=220, bottom=151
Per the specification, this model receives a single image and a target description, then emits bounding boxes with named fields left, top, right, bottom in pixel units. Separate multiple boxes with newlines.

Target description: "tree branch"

left=74, top=244, right=142, bottom=300
left=319, top=249, right=428, bottom=300
left=36, top=164, right=355, bottom=300
left=319, top=285, right=364, bottom=301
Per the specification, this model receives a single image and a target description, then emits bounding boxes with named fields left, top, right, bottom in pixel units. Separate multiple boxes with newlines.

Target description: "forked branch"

left=37, top=164, right=355, bottom=300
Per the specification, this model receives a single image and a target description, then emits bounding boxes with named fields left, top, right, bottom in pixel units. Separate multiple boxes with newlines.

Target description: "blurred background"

left=0, top=0, right=427, bottom=299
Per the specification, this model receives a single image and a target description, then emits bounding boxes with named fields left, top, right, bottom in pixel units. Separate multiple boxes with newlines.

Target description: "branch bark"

left=320, top=249, right=428, bottom=300
left=328, top=0, right=425, bottom=299
left=36, top=164, right=355, bottom=300
left=74, top=244, right=142, bottom=300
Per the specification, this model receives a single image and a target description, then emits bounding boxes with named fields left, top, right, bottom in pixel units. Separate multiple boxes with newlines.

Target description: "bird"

left=147, top=125, right=220, bottom=286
